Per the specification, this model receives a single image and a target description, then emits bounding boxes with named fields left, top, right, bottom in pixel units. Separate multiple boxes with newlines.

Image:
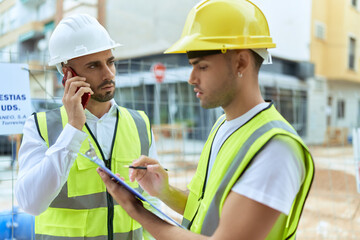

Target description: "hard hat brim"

left=48, top=43, right=122, bottom=66
left=164, top=35, right=276, bottom=54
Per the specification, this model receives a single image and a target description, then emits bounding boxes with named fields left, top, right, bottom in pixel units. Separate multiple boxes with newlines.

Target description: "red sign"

left=152, top=63, right=166, bottom=83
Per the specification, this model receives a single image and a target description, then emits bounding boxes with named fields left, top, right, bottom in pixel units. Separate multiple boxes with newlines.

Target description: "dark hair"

left=224, top=50, right=263, bottom=73
left=250, top=50, right=264, bottom=72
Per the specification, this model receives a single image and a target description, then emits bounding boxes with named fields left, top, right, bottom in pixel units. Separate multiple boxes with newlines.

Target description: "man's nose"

left=103, top=65, right=115, bottom=80
left=188, top=69, right=198, bottom=85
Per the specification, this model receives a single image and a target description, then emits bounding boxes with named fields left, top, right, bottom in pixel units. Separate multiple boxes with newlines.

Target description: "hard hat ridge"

left=48, top=13, right=121, bottom=73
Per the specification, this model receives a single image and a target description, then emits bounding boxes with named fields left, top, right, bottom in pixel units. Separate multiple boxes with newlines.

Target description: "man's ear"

left=234, top=49, right=251, bottom=74
left=61, top=66, right=68, bottom=76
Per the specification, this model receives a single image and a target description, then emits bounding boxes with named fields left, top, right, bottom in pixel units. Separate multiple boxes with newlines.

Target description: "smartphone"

left=62, top=67, right=91, bottom=109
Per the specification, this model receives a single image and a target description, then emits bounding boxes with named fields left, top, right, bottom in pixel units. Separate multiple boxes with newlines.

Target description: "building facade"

left=3, top=0, right=356, bottom=144
left=311, top=0, right=360, bottom=145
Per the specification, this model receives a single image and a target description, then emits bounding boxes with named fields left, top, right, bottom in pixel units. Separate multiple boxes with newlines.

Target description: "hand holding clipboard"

left=80, top=140, right=185, bottom=229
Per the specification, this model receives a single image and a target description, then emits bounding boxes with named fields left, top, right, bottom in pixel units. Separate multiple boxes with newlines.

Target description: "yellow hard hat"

left=165, top=0, right=276, bottom=54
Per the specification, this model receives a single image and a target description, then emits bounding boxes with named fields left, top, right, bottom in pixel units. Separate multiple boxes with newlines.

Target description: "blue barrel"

left=0, top=206, right=35, bottom=240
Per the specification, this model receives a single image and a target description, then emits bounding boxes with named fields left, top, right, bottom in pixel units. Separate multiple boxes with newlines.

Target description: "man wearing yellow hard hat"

left=98, top=0, right=315, bottom=239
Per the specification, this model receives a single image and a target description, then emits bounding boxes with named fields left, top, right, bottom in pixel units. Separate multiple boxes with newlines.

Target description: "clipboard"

left=80, top=150, right=185, bottom=229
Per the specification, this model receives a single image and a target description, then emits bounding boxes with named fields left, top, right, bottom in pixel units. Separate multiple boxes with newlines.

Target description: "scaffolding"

left=0, top=59, right=359, bottom=239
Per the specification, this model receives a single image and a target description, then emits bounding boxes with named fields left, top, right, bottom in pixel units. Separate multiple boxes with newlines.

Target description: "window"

left=357, top=100, right=360, bottom=127
left=315, top=22, right=326, bottom=40
left=279, top=89, right=294, bottom=123
left=352, top=0, right=358, bottom=7
left=337, top=100, right=345, bottom=119
left=262, top=87, right=307, bottom=136
left=349, top=37, right=356, bottom=70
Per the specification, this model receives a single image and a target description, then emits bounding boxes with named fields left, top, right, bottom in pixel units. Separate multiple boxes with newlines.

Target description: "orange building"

left=311, top=0, right=360, bottom=144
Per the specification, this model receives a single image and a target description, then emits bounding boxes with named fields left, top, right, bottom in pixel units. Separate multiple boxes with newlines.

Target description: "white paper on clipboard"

left=80, top=152, right=185, bottom=229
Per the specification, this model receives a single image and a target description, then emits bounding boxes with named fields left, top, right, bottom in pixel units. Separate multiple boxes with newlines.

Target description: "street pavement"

left=1, top=141, right=359, bottom=239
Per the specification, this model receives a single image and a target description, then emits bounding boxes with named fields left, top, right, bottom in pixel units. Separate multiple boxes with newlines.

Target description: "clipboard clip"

left=80, top=139, right=105, bottom=167
left=79, top=140, right=186, bottom=229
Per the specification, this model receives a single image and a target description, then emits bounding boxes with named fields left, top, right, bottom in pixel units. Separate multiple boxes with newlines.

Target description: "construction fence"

left=0, top=59, right=359, bottom=239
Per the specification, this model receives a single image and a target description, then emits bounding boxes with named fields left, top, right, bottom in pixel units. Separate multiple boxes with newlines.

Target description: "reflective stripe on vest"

left=182, top=104, right=314, bottom=239
left=35, top=228, right=143, bottom=240
left=50, top=183, right=106, bottom=209
left=39, top=107, right=149, bottom=209
left=46, top=108, right=63, bottom=147
left=201, top=120, right=296, bottom=235
left=41, top=108, right=150, bottom=156
left=34, top=106, right=151, bottom=239
left=127, top=108, right=150, bottom=156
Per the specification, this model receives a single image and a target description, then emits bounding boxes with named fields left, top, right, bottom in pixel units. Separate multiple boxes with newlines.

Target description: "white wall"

left=16, top=0, right=56, bottom=26
left=251, top=0, right=312, bottom=62
left=106, top=0, right=200, bottom=59
left=107, top=0, right=313, bottom=61
left=63, top=0, right=97, bottom=18
left=305, top=77, right=327, bottom=145
left=328, top=81, right=360, bottom=129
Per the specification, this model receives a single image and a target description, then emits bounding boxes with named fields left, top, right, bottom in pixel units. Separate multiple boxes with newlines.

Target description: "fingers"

left=97, top=168, right=123, bottom=196
left=97, top=168, right=112, bottom=185
left=63, top=72, right=85, bottom=94
left=66, top=79, right=93, bottom=96
left=63, top=71, right=94, bottom=96
left=115, top=173, right=125, bottom=182
left=129, top=156, right=154, bottom=181
left=146, top=163, right=165, bottom=173
left=73, top=86, right=94, bottom=98
left=97, top=168, right=126, bottom=185
left=129, top=168, right=141, bottom=182
left=129, top=156, right=165, bottom=182
left=62, top=74, right=94, bottom=118
left=132, top=155, right=159, bottom=167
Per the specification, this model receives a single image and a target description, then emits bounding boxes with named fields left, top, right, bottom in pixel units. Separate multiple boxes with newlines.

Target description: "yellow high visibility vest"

left=33, top=106, right=152, bottom=240
left=182, top=103, right=314, bottom=239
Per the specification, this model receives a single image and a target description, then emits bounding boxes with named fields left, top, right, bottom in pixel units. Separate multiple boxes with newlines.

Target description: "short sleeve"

left=231, top=135, right=305, bottom=215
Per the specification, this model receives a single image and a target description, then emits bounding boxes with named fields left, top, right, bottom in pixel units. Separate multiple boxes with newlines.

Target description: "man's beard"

left=91, top=80, right=115, bottom=102
left=91, top=91, right=114, bottom=102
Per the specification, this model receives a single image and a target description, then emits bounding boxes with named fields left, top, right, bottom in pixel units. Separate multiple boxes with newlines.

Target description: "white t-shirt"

left=208, top=102, right=305, bottom=215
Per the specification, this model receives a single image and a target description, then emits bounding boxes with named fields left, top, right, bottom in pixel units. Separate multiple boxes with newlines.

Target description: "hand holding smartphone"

left=62, top=67, right=91, bottom=109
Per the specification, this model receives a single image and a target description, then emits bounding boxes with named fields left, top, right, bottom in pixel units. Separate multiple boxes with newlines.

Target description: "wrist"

left=126, top=199, right=145, bottom=219
left=68, top=121, right=84, bottom=130
left=160, top=185, right=175, bottom=202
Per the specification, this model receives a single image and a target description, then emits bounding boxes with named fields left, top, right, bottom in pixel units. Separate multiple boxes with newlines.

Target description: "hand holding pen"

left=127, top=156, right=170, bottom=197
left=124, top=165, right=168, bottom=171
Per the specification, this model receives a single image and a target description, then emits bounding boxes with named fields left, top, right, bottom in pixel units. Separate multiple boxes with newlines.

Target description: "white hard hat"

left=48, top=14, right=121, bottom=74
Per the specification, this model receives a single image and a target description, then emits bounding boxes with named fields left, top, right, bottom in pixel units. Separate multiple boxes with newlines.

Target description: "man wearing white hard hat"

left=98, top=0, right=314, bottom=239
left=16, top=13, right=158, bottom=240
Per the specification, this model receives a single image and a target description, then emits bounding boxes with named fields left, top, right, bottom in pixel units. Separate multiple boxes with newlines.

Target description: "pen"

left=124, top=165, right=168, bottom=171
